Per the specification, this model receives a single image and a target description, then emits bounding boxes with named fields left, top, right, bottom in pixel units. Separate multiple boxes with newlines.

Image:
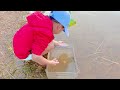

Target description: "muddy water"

left=47, top=53, right=76, bottom=72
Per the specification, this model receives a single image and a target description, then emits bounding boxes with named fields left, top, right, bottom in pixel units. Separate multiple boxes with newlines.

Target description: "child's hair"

left=49, top=16, right=59, bottom=23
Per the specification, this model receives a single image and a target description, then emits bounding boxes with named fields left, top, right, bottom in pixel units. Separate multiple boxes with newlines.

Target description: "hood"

left=26, top=11, right=52, bottom=29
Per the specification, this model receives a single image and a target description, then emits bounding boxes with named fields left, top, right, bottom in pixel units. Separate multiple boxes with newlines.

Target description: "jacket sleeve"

left=32, top=30, right=54, bottom=56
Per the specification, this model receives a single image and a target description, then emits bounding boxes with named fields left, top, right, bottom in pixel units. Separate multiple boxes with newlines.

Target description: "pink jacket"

left=13, top=11, right=54, bottom=59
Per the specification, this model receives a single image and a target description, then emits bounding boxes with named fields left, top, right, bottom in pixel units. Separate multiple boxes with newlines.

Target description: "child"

left=13, top=11, right=71, bottom=66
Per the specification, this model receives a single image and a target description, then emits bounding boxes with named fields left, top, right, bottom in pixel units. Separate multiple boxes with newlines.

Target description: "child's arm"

left=53, top=40, right=64, bottom=46
left=32, top=54, right=59, bottom=66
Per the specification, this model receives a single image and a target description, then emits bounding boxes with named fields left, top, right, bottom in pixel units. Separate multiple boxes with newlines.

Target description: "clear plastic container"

left=45, top=46, right=78, bottom=79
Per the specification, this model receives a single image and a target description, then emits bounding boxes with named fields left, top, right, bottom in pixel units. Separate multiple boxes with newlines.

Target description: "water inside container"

left=47, top=47, right=76, bottom=72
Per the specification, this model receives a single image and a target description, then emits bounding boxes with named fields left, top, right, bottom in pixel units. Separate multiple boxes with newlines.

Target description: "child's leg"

left=23, top=54, right=32, bottom=61
left=23, top=41, right=55, bottom=62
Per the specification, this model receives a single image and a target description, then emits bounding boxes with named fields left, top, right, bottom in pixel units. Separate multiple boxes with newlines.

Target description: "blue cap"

left=50, top=11, right=71, bottom=37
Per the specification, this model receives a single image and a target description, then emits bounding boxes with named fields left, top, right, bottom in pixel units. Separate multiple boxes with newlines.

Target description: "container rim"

left=46, top=45, right=79, bottom=75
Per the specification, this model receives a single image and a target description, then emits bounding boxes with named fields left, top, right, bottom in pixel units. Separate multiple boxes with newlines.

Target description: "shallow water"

left=55, top=11, right=120, bottom=78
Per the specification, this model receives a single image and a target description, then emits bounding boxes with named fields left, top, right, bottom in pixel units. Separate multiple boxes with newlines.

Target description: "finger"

left=59, top=43, right=69, bottom=47
left=55, top=60, right=59, bottom=62
left=59, top=41, right=64, bottom=43
left=53, top=59, right=59, bottom=62
left=53, top=59, right=58, bottom=62
left=55, top=60, right=59, bottom=63
left=55, top=61, right=59, bottom=64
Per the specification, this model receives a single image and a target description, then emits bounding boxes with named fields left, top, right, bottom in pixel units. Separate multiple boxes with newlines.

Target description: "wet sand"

left=0, top=11, right=47, bottom=79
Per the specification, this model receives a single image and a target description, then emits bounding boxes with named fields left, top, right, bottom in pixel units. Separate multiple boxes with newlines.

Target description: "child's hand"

left=55, top=41, right=69, bottom=47
left=48, top=58, right=59, bottom=66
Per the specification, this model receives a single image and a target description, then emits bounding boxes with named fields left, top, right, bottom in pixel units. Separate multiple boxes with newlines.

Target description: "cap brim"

left=63, top=27, right=69, bottom=37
